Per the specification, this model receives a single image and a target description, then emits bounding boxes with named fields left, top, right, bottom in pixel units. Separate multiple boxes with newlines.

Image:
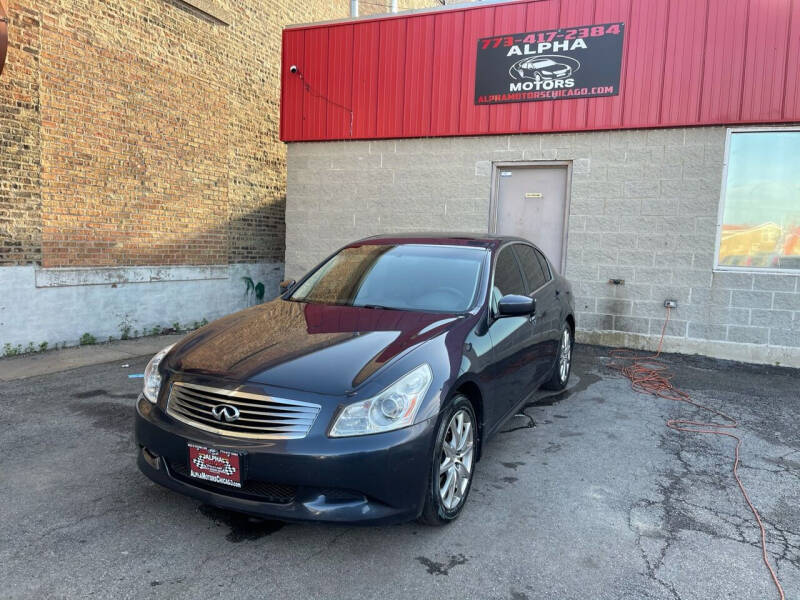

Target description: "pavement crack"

left=23, top=506, right=121, bottom=548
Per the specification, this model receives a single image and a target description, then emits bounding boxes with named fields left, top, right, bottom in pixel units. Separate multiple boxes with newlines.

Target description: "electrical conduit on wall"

left=0, top=0, right=8, bottom=76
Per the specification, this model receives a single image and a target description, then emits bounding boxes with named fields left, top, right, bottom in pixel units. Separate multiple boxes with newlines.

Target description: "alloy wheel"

left=559, top=328, right=572, bottom=383
left=438, top=409, right=475, bottom=511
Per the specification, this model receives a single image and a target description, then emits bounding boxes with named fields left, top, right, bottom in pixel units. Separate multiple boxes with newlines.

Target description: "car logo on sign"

left=211, top=404, right=240, bottom=423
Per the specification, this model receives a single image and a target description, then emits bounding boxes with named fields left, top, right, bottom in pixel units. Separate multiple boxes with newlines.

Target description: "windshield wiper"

left=359, top=304, right=402, bottom=311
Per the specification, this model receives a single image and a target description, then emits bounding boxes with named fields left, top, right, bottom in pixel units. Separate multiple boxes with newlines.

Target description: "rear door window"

left=514, top=244, right=547, bottom=293
left=534, top=248, right=552, bottom=282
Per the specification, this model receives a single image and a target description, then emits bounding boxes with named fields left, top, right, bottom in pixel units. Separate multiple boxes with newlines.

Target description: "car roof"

left=348, top=232, right=534, bottom=250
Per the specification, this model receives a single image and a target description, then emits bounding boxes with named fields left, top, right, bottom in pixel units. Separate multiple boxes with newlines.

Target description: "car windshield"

left=533, top=59, right=557, bottom=67
left=288, top=244, right=487, bottom=313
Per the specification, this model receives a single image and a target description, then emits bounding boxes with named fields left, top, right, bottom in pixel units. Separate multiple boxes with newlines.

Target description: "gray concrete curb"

left=0, top=334, right=184, bottom=381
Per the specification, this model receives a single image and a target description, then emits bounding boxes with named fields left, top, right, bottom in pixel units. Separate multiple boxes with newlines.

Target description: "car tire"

left=418, top=395, right=477, bottom=526
left=542, top=323, right=573, bottom=391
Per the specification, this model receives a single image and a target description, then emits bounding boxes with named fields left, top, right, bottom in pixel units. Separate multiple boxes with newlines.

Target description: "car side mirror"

left=497, top=294, right=535, bottom=317
left=279, top=279, right=296, bottom=294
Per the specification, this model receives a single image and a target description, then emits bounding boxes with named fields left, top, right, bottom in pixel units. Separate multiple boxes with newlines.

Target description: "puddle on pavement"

left=415, top=554, right=468, bottom=575
left=500, top=461, right=525, bottom=470
left=198, top=505, right=285, bottom=542
left=499, top=372, right=601, bottom=434
left=71, top=389, right=136, bottom=400
left=72, top=389, right=108, bottom=399
left=501, top=411, right=537, bottom=433
left=531, top=372, right=601, bottom=407
left=68, top=399, right=132, bottom=434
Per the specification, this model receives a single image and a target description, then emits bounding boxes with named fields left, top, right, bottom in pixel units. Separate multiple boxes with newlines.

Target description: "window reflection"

left=290, top=244, right=487, bottom=313
left=718, top=130, right=800, bottom=271
left=491, top=247, right=526, bottom=312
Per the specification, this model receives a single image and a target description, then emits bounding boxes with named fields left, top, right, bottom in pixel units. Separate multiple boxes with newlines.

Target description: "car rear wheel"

left=542, top=323, right=573, bottom=391
left=418, top=395, right=476, bottom=526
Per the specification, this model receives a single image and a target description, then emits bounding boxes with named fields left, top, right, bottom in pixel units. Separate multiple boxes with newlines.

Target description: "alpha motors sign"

left=475, top=22, right=625, bottom=105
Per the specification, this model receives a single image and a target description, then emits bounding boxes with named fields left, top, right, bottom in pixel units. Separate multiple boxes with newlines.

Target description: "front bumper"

left=135, top=396, right=436, bottom=524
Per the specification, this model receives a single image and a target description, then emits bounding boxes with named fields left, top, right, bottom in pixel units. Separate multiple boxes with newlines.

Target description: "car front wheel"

left=418, top=395, right=476, bottom=525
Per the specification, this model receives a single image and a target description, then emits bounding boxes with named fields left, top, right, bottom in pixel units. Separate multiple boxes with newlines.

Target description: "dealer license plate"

left=188, top=443, right=242, bottom=488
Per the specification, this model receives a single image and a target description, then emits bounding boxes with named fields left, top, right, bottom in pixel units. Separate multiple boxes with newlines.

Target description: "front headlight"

left=329, top=364, right=433, bottom=437
left=142, top=344, right=175, bottom=404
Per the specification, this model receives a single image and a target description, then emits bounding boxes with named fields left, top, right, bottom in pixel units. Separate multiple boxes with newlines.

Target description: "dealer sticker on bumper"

left=188, top=443, right=242, bottom=488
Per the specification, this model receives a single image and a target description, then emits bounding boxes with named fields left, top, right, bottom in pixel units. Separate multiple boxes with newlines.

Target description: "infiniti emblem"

left=211, top=404, right=240, bottom=423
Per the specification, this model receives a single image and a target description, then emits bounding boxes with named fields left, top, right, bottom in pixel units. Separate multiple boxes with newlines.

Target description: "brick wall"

left=285, top=127, right=800, bottom=366
left=0, top=3, right=40, bottom=265
left=0, top=0, right=437, bottom=267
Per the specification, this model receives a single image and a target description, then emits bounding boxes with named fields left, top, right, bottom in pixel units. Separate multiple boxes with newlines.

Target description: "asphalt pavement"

left=1, top=345, right=798, bottom=599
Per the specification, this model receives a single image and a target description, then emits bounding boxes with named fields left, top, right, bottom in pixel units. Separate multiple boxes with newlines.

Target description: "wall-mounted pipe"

left=0, top=1, right=8, bottom=77
left=391, top=0, right=398, bottom=12
left=350, top=0, right=358, bottom=17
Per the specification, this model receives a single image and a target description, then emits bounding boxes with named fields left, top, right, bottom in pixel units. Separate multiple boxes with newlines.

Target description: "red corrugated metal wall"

left=280, top=0, right=800, bottom=142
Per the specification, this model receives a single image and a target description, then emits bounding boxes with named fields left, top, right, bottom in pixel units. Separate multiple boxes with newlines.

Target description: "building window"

left=716, top=128, right=800, bottom=272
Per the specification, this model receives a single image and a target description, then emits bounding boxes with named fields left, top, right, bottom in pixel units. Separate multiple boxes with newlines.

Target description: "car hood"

left=165, top=299, right=463, bottom=396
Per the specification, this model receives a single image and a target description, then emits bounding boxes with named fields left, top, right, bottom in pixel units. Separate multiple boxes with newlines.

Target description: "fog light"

left=141, top=446, right=160, bottom=470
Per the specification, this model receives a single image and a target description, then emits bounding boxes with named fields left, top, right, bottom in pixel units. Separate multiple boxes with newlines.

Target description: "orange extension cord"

left=607, top=307, right=785, bottom=600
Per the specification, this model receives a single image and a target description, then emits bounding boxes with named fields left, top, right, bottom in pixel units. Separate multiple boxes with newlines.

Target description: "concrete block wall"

left=285, top=126, right=800, bottom=367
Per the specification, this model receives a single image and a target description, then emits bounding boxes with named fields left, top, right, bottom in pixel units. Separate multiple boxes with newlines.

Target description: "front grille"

left=168, top=461, right=296, bottom=503
left=166, top=381, right=320, bottom=440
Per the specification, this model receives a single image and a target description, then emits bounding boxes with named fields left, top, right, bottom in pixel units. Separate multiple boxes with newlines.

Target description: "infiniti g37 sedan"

left=135, top=234, right=575, bottom=525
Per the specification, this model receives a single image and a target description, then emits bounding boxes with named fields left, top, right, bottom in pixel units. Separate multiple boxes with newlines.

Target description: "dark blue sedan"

left=135, top=234, right=575, bottom=525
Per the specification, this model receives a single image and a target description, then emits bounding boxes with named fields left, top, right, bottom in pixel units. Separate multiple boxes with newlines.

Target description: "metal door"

left=491, top=164, right=570, bottom=272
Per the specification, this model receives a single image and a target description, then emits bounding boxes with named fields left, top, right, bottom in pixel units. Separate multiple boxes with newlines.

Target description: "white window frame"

left=714, top=126, right=800, bottom=275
